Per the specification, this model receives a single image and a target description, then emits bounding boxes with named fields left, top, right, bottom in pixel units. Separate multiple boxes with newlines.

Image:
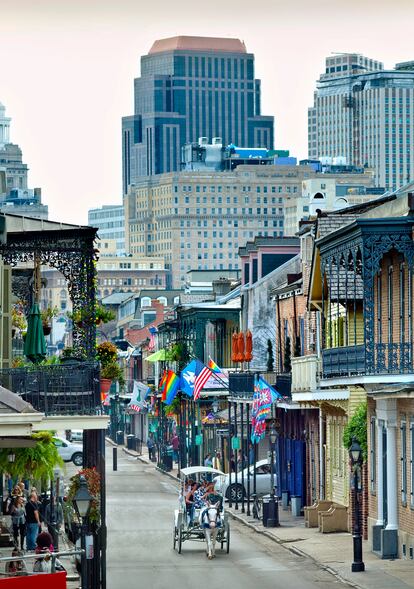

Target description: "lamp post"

left=266, top=423, right=279, bottom=527
left=212, top=399, right=219, bottom=454
left=349, top=437, right=365, bottom=573
left=72, top=475, right=93, bottom=589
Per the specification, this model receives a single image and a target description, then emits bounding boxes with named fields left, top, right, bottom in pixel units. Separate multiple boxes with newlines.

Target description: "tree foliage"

left=266, top=339, right=274, bottom=372
left=67, top=467, right=101, bottom=524
left=343, top=402, right=368, bottom=460
left=0, top=431, right=63, bottom=482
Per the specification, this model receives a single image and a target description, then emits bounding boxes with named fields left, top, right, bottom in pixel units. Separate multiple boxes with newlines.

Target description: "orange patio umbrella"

left=231, top=332, right=239, bottom=363
left=236, top=331, right=245, bottom=363
left=244, top=330, right=253, bottom=362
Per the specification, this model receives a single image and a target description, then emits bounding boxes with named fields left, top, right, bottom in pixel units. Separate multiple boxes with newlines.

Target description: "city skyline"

left=0, top=0, right=413, bottom=223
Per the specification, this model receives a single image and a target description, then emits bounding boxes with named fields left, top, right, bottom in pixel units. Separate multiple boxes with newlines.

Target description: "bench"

left=304, top=500, right=334, bottom=528
left=318, top=504, right=348, bottom=533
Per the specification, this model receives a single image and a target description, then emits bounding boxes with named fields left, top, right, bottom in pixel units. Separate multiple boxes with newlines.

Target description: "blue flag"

left=258, top=376, right=282, bottom=402
left=180, top=360, right=197, bottom=397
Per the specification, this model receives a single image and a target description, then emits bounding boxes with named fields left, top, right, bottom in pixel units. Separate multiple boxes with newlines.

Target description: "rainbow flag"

left=163, top=370, right=180, bottom=404
left=208, top=356, right=222, bottom=374
left=158, top=370, right=167, bottom=399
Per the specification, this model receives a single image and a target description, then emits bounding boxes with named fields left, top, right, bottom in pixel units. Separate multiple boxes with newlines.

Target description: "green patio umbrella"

left=23, top=303, right=47, bottom=363
left=145, top=349, right=173, bottom=362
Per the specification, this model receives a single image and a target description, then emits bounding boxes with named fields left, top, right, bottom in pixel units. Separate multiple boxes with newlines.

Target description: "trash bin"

left=291, top=495, right=301, bottom=517
left=282, top=491, right=289, bottom=510
left=262, top=494, right=280, bottom=527
left=135, top=437, right=142, bottom=454
left=116, top=430, right=124, bottom=445
left=126, top=434, right=136, bottom=451
left=162, top=446, right=173, bottom=471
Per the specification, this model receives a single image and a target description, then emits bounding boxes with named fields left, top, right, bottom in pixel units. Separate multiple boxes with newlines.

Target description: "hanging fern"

left=343, top=402, right=368, bottom=460
left=0, top=431, right=63, bottom=483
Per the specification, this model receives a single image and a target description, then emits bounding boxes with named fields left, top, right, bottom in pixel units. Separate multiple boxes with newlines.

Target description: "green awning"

left=23, top=303, right=47, bottom=364
left=145, top=349, right=172, bottom=362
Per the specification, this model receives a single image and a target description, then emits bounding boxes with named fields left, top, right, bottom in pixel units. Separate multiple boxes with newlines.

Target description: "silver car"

left=214, top=459, right=272, bottom=502
left=53, top=436, right=83, bottom=466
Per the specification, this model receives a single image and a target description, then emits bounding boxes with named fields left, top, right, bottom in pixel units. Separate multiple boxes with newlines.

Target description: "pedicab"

left=173, top=466, right=230, bottom=558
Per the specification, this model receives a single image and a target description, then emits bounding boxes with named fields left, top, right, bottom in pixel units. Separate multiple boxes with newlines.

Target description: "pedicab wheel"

left=178, top=524, right=184, bottom=554
left=173, top=526, right=178, bottom=550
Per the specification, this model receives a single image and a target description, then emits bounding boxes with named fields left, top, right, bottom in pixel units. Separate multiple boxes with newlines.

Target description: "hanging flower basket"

left=43, top=324, right=52, bottom=336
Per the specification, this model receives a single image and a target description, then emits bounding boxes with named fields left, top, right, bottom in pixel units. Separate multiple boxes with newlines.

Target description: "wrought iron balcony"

left=291, top=355, right=321, bottom=392
left=322, top=343, right=414, bottom=379
left=0, top=362, right=101, bottom=416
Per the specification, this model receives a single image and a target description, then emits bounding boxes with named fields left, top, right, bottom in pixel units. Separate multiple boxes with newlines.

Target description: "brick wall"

left=276, top=292, right=315, bottom=372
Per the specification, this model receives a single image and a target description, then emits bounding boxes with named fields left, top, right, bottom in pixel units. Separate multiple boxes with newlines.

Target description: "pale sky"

left=0, top=0, right=413, bottom=224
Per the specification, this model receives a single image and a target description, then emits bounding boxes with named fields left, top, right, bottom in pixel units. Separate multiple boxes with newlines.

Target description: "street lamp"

left=266, top=422, right=279, bottom=527
left=212, top=400, right=219, bottom=454
left=72, top=476, right=92, bottom=589
left=7, top=452, right=16, bottom=464
left=349, top=437, right=365, bottom=573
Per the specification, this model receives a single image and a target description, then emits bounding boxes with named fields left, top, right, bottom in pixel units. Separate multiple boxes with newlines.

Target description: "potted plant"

left=100, top=361, right=125, bottom=387
left=97, top=341, right=122, bottom=395
left=41, top=306, right=59, bottom=335
left=67, top=467, right=101, bottom=526
left=12, top=306, right=27, bottom=338
left=60, top=347, right=86, bottom=364
left=96, top=341, right=117, bottom=365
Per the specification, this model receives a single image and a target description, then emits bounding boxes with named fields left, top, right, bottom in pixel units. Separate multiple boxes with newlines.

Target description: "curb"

left=105, top=436, right=117, bottom=447
left=228, top=510, right=360, bottom=589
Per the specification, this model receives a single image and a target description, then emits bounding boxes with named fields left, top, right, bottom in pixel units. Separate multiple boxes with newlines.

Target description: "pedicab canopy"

left=180, top=466, right=226, bottom=479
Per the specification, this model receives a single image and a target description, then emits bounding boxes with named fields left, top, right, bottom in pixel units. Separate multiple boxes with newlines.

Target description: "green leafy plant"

left=12, top=306, right=27, bottom=331
left=68, top=304, right=115, bottom=327
left=101, top=361, right=125, bottom=386
left=67, top=467, right=101, bottom=524
left=96, top=341, right=118, bottom=366
left=284, top=335, right=292, bottom=373
left=0, top=431, right=63, bottom=482
left=266, top=339, right=274, bottom=372
left=343, top=402, right=367, bottom=460
left=40, top=306, right=59, bottom=325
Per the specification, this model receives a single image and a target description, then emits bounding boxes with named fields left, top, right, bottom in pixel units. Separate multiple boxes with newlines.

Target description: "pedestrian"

left=5, top=549, right=27, bottom=577
left=33, top=531, right=54, bottom=573
left=204, top=453, right=212, bottom=468
left=248, top=443, right=255, bottom=466
left=212, top=451, right=221, bottom=471
left=45, top=496, right=64, bottom=550
left=18, top=482, right=28, bottom=502
left=147, top=435, right=155, bottom=461
left=171, top=433, right=180, bottom=463
left=25, top=491, right=41, bottom=551
left=9, top=497, right=26, bottom=550
left=230, top=453, right=235, bottom=472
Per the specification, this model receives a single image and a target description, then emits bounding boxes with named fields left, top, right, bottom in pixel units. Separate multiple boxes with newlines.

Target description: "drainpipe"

left=276, top=296, right=283, bottom=372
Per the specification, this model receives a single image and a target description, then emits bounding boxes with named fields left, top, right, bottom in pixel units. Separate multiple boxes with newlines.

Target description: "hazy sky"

left=1, top=0, right=413, bottom=224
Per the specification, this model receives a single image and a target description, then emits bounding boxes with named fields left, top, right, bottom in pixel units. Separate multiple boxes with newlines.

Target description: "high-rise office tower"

left=308, top=54, right=414, bottom=191
left=122, top=36, right=274, bottom=194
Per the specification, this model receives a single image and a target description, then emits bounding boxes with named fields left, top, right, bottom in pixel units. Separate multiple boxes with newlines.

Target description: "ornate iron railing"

left=0, top=362, right=101, bottom=416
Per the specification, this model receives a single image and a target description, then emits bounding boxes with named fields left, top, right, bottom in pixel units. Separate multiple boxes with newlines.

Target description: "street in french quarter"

left=106, top=446, right=345, bottom=589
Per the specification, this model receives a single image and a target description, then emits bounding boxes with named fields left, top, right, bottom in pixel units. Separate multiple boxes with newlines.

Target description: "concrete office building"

left=122, top=35, right=274, bottom=193
left=308, top=54, right=414, bottom=191
left=0, top=102, right=48, bottom=219
left=88, top=204, right=126, bottom=255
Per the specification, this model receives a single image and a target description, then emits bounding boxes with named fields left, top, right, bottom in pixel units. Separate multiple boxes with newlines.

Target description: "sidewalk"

left=114, top=439, right=414, bottom=589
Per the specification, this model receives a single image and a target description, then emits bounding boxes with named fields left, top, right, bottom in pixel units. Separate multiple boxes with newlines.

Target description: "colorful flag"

left=194, top=362, right=211, bottom=401
left=158, top=370, right=167, bottom=395
left=129, top=381, right=144, bottom=413
left=163, top=370, right=180, bottom=404
left=250, top=375, right=281, bottom=443
left=208, top=356, right=222, bottom=374
left=180, top=360, right=197, bottom=397
left=148, top=326, right=157, bottom=352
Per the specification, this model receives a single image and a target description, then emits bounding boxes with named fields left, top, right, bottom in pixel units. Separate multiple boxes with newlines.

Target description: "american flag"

left=148, top=326, right=157, bottom=351
left=193, top=364, right=211, bottom=401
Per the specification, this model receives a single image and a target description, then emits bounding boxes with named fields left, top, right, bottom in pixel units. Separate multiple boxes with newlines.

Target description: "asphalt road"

left=105, top=447, right=345, bottom=589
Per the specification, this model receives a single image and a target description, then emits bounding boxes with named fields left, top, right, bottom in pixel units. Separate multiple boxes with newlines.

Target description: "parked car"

left=69, top=430, right=83, bottom=443
left=53, top=436, right=83, bottom=466
left=214, top=458, right=272, bottom=502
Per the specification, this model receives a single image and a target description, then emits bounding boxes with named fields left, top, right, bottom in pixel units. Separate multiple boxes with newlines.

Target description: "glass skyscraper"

left=122, top=36, right=274, bottom=194
left=308, top=54, right=414, bottom=191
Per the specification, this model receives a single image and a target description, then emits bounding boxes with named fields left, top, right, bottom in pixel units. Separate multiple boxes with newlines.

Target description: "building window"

left=388, top=266, right=393, bottom=343
left=370, top=418, right=376, bottom=494
left=401, top=420, right=407, bottom=505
